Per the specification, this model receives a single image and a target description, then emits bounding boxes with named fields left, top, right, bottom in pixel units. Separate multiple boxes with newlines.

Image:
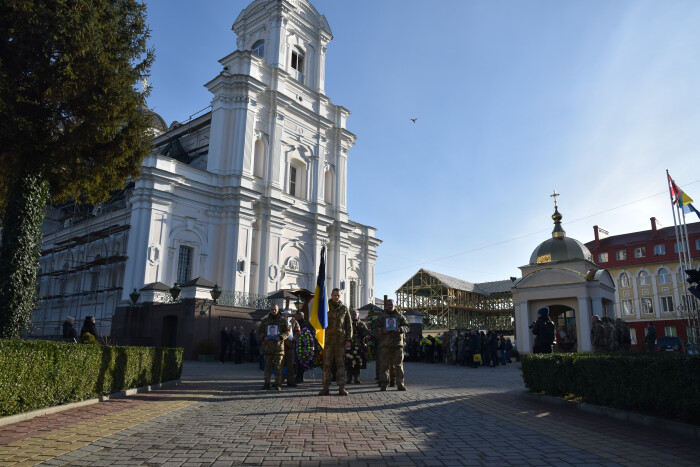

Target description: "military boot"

left=397, top=384, right=407, bottom=391
left=318, top=387, right=330, bottom=396
left=389, top=380, right=395, bottom=387
left=380, top=384, right=387, bottom=391
left=338, top=387, right=348, bottom=396
left=354, top=375, right=361, bottom=384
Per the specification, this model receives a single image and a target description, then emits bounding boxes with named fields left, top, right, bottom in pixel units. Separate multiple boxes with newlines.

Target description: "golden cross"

left=550, top=189, right=560, bottom=208
left=140, top=77, right=148, bottom=92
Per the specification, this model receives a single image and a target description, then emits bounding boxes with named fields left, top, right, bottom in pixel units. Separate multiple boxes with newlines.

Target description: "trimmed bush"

left=0, top=339, right=183, bottom=417
left=521, top=353, right=700, bottom=422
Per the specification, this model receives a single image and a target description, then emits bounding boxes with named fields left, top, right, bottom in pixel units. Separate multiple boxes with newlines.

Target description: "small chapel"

left=512, top=197, right=616, bottom=354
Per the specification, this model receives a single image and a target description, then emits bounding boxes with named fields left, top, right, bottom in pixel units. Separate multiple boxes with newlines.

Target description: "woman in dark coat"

left=80, top=316, right=100, bottom=342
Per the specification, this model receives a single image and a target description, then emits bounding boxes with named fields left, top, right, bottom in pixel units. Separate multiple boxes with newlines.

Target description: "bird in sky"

left=410, top=118, right=417, bottom=123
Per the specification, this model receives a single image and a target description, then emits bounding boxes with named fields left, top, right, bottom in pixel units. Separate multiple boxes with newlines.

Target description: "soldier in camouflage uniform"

left=319, top=288, right=353, bottom=396
left=601, top=316, right=616, bottom=351
left=346, top=309, right=370, bottom=384
left=281, top=309, right=301, bottom=386
left=614, top=318, right=631, bottom=352
left=591, top=315, right=607, bottom=353
left=378, top=299, right=409, bottom=391
left=257, top=304, right=290, bottom=390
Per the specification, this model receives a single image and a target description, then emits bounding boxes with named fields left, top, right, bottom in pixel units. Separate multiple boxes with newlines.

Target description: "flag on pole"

left=668, top=174, right=694, bottom=206
left=310, top=246, right=328, bottom=348
left=684, top=203, right=700, bottom=221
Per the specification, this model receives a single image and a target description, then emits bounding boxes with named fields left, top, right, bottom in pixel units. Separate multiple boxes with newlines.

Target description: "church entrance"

left=548, top=304, right=577, bottom=352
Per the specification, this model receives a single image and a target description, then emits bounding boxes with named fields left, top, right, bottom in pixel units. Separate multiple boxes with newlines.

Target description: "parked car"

left=657, top=336, right=683, bottom=352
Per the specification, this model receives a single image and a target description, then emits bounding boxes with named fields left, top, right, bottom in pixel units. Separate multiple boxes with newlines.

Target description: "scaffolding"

left=34, top=188, right=132, bottom=339
left=396, top=269, right=515, bottom=331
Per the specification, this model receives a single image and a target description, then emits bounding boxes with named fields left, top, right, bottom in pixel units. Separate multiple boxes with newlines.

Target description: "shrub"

left=521, top=353, right=700, bottom=422
left=0, top=339, right=183, bottom=417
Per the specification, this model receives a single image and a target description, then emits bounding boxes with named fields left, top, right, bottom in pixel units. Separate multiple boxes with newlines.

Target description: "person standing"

left=615, top=318, right=631, bottom=352
left=281, top=309, right=300, bottom=387
left=258, top=304, right=290, bottom=390
left=378, top=299, right=409, bottom=391
left=319, top=288, right=353, bottom=396
left=62, top=316, right=78, bottom=343
left=228, top=326, right=238, bottom=362
left=219, top=326, right=229, bottom=363
left=591, top=315, right=607, bottom=353
left=646, top=322, right=657, bottom=352
left=80, top=316, right=100, bottom=344
left=532, top=307, right=555, bottom=354
left=346, top=309, right=370, bottom=384
left=468, top=330, right=480, bottom=368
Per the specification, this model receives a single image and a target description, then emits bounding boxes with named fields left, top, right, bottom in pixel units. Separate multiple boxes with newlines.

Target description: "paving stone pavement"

left=1, top=360, right=699, bottom=466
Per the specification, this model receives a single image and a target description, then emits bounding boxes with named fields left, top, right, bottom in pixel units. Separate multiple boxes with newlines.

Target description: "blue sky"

left=144, top=0, right=700, bottom=299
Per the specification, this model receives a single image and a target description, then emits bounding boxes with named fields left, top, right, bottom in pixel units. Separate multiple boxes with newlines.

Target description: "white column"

left=515, top=300, right=531, bottom=354
left=578, top=296, right=592, bottom=352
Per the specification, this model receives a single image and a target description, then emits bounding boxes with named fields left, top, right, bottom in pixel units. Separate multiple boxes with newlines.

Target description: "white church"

left=34, top=0, right=381, bottom=337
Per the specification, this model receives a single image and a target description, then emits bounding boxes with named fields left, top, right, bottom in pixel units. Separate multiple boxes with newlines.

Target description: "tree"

left=0, top=0, right=154, bottom=338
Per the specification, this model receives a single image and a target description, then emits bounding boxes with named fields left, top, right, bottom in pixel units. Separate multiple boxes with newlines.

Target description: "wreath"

left=296, top=328, right=316, bottom=369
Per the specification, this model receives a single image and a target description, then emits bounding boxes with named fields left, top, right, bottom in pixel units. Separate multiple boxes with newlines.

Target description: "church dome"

left=529, top=207, right=593, bottom=265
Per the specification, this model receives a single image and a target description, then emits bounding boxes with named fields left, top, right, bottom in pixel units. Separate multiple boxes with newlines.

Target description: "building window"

left=664, top=326, right=677, bottom=337
left=696, top=239, right=700, bottom=250
left=252, top=40, right=264, bottom=57
left=638, top=271, right=650, bottom=286
left=641, top=298, right=653, bottom=314
left=177, top=246, right=193, bottom=284
left=619, top=272, right=631, bottom=288
left=621, top=299, right=634, bottom=316
left=653, top=244, right=666, bottom=255
left=349, top=280, right=357, bottom=310
left=616, top=249, right=627, bottom=261
left=634, top=247, right=646, bottom=258
left=658, top=268, right=671, bottom=284
left=660, top=296, right=674, bottom=313
left=291, top=48, right=304, bottom=83
left=289, top=166, right=297, bottom=197
left=598, top=252, right=608, bottom=263
left=674, top=241, right=686, bottom=253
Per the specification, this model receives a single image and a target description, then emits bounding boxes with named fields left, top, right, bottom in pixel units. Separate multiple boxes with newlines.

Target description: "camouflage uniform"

left=378, top=310, right=409, bottom=389
left=616, top=319, right=632, bottom=352
left=591, top=319, right=607, bottom=353
left=282, top=312, right=301, bottom=386
left=321, top=299, right=353, bottom=395
left=346, top=318, right=370, bottom=383
left=257, top=311, right=290, bottom=388
left=602, top=317, right=616, bottom=351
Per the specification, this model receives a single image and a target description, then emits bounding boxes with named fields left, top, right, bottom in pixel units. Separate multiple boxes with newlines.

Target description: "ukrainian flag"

left=310, top=246, right=328, bottom=348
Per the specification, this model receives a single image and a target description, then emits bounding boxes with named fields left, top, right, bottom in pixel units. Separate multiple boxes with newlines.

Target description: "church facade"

left=33, top=0, right=380, bottom=338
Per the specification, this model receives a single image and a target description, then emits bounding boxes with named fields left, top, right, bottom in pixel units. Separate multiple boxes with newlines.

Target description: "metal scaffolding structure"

left=395, top=269, right=515, bottom=331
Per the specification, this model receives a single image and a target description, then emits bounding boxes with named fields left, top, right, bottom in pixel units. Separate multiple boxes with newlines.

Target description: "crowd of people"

left=405, top=330, right=514, bottom=367
left=61, top=315, right=102, bottom=344
left=219, top=326, right=258, bottom=364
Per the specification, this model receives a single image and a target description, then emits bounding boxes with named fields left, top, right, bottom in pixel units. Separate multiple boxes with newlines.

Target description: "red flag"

left=669, top=174, right=680, bottom=204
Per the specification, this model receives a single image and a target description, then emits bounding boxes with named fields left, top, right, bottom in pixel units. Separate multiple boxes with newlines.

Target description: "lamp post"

left=170, top=283, right=181, bottom=301
left=129, top=289, right=140, bottom=306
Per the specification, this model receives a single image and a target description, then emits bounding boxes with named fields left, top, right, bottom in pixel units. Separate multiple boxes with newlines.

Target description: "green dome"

left=529, top=207, right=593, bottom=265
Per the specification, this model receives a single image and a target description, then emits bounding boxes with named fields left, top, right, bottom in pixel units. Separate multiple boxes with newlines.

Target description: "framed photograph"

left=385, top=318, right=397, bottom=331
left=267, top=324, right=279, bottom=340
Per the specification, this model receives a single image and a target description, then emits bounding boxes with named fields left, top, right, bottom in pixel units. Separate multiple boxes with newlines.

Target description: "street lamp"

left=129, top=289, right=140, bottom=305
left=200, top=284, right=222, bottom=316
left=170, top=283, right=181, bottom=300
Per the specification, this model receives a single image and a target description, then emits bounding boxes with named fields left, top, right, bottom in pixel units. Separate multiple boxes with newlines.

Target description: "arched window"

left=619, top=272, right=631, bottom=288
left=324, top=170, right=332, bottom=204
left=252, top=40, right=264, bottom=58
left=291, top=47, right=304, bottom=83
left=638, top=271, right=650, bottom=286
left=253, top=139, right=265, bottom=179
left=658, top=268, right=671, bottom=284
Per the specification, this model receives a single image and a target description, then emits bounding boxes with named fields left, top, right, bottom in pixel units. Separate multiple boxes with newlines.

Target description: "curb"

left=0, top=379, right=181, bottom=427
left=522, top=391, right=700, bottom=439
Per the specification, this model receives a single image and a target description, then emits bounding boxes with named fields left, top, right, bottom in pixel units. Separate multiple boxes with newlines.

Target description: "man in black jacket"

left=532, top=307, right=555, bottom=354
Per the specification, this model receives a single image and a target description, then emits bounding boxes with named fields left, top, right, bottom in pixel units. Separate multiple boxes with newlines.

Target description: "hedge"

left=521, top=353, right=700, bottom=422
left=0, top=339, right=183, bottom=417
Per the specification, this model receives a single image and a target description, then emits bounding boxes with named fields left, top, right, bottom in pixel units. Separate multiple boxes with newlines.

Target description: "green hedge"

left=521, top=353, right=700, bottom=422
left=0, top=339, right=183, bottom=417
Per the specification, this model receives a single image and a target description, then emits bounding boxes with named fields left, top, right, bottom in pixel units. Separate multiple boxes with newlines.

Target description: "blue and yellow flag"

left=310, top=247, right=328, bottom=348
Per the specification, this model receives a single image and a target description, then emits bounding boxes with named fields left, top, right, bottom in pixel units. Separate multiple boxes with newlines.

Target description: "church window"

left=349, top=280, right=357, bottom=310
left=252, top=40, right=264, bottom=58
left=177, top=246, right=193, bottom=284
left=291, top=48, right=304, bottom=83
left=289, top=166, right=297, bottom=197
left=658, top=268, right=671, bottom=284
left=638, top=271, right=650, bottom=286
left=253, top=139, right=265, bottom=178
left=324, top=170, right=332, bottom=204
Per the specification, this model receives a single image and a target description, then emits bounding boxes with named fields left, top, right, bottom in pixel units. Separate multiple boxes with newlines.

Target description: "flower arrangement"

left=345, top=347, right=360, bottom=368
left=296, top=328, right=315, bottom=369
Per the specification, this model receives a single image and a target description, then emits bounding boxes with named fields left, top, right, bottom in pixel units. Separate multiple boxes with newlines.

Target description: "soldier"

left=319, top=288, right=353, bottom=396
left=614, top=318, right=631, bottom=352
left=257, top=304, right=290, bottom=390
left=378, top=299, right=409, bottom=391
left=591, top=315, right=607, bottom=353
left=602, top=316, right=616, bottom=351
left=281, top=309, right=301, bottom=387
left=346, top=309, right=370, bottom=384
